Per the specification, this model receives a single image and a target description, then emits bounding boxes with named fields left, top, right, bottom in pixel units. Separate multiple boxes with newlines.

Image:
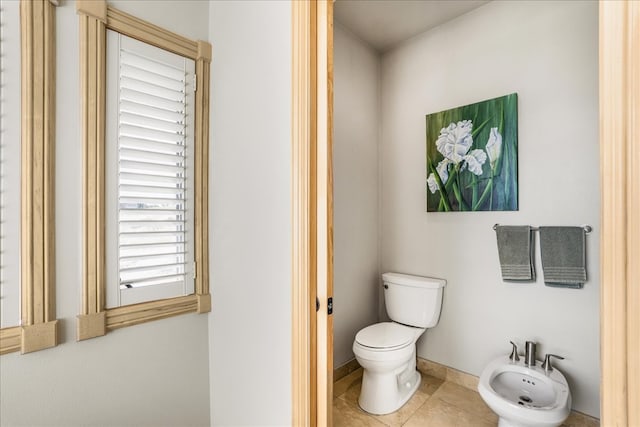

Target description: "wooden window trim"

left=0, top=0, right=59, bottom=355
left=76, top=0, right=211, bottom=341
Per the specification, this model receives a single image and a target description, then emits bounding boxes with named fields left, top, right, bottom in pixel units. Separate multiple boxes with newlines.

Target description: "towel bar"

left=492, top=224, right=592, bottom=233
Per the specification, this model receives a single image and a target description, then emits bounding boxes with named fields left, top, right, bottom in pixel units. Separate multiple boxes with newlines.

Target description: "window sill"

left=77, top=293, right=210, bottom=341
left=0, top=321, right=58, bottom=354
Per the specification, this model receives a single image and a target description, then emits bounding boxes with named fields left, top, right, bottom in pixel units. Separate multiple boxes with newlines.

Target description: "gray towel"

left=539, top=226, right=587, bottom=288
left=495, top=225, right=535, bottom=281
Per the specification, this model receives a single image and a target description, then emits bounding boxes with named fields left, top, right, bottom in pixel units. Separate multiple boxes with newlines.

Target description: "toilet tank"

left=383, top=272, right=446, bottom=328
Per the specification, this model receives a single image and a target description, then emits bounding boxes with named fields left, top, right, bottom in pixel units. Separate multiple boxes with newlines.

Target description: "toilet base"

left=358, top=368, right=421, bottom=415
left=498, top=416, right=562, bottom=427
left=498, top=418, right=524, bottom=427
left=497, top=416, right=566, bottom=427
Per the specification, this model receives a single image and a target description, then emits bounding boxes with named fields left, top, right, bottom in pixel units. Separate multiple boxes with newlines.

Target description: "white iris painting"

left=426, top=93, right=518, bottom=212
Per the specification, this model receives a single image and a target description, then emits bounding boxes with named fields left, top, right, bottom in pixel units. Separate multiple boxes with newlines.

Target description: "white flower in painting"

left=427, top=158, right=452, bottom=194
left=435, top=120, right=474, bottom=163
left=462, top=149, right=487, bottom=176
left=427, top=173, right=439, bottom=194
left=436, top=158, right=452, bottom=184
left=485, top=127, right=502, bottom=170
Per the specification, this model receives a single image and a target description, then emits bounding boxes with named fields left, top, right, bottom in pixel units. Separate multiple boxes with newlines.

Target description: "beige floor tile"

left=332, top=376, right=603, bottom=427
left=431, top=381, right=498, bottom=423
left=334, top=367, right=363, bottom=398
left=371, top=389, right=429, bottom=427
left=403, top=396, right=496, bottom=427
left=333, top=398, right=387, bottom=427
left=419, top=373, right=445, bottom=396
left=562, top=410, right=600, bottom=427
left=339, top=376, right=362, bottom=406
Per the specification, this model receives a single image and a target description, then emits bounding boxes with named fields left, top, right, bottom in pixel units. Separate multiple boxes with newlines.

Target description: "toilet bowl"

left=353, top=322, right=425, bottom=415
left=478, top=356, right=572, bottom=427
left=352, top=273, right=446, bottom=415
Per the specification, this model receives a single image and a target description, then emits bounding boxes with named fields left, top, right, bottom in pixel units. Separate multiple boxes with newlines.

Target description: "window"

left=0, top=0, right=58, bottom=355
left=77, top=1, right=210, bottom=340
left=106, top=33, right=196, bottom=308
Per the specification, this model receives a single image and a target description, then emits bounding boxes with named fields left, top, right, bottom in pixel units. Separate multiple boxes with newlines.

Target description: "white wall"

left=0, top=0, right=21, bottom=328
left=208, top=1, right=292, bottom=425
left=380, top=0, right=600, bottom=417
left=0, top=2, right=211, bottom=425
left=333, top=24, right=380, bottom=368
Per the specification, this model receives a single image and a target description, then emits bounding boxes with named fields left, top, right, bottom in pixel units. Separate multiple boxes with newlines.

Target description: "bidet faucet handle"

left=509, top=341, right=520, bottom=362
left=541, top=353, right=565, bottom=374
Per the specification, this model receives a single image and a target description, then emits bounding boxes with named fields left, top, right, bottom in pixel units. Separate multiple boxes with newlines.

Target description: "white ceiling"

left=334, top=0, right=490, bottom=52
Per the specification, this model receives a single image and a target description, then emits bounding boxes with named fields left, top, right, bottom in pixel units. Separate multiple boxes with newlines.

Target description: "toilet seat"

left=355, top=322, right=415, bottom=350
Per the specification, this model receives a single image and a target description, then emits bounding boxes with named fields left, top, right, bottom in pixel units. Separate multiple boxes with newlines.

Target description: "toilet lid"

left=355, top=322, right=414, bottom=349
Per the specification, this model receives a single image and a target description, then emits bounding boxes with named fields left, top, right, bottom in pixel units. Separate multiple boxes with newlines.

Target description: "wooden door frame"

left=599, top=1, right=639, bottom=425
left=293, top=1, right=639, bottom=425
left=292, top=1, right=333, bottom=426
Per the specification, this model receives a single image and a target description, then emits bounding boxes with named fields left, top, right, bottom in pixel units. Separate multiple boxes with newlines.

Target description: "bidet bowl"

left=478, top=356, right=571, bottom=427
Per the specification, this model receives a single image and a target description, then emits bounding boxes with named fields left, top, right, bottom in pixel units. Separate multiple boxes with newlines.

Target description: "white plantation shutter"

left=106, top=32, right=195, bottom=308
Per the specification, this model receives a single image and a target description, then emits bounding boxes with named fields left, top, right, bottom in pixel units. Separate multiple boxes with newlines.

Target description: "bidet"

left=478, top=356, right=571, bottom=427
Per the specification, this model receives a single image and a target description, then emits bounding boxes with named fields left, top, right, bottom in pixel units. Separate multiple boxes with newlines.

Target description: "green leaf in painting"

left=428, top=160, right=452, bottom=211
left=471, top=116, right=493, bottom=139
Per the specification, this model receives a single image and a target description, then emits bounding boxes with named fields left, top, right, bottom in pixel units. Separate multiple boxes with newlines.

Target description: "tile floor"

left=333, top=368, right=599, bottom=427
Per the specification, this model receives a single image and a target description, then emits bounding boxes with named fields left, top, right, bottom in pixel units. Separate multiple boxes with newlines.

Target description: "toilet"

left=352, top=272, right=446, bottom=415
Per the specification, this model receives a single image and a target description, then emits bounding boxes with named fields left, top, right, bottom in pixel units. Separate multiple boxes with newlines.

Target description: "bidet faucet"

left=541, top=353, right=565, bottom=374
left=525, top=341, right=537, bottom=367
left=509, top=341, right=520, bottom=362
